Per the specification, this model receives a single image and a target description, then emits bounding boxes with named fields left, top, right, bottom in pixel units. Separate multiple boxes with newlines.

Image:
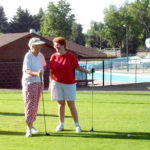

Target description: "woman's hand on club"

left=88, top=68, right=95, bottom=74
left=36, top=70, right=42, bottom=77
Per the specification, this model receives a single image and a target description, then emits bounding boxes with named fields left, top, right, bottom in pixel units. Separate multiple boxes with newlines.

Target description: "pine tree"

left=0, top=6, right=8, bottom=33
left=9, top=6, right=33, bottom=33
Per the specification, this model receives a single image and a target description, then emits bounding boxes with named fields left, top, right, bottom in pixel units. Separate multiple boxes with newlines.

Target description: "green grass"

left=0, top=90, right=150, bottom=150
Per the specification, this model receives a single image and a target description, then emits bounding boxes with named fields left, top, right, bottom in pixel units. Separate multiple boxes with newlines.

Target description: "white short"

left=51, top=80, right=76, bottom=101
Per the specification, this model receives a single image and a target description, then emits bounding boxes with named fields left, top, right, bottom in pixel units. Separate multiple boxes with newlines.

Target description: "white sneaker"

left=56, top=124, right=64, bottom=132
left=26, top=128, right=32, bottom=137
left=75, top=125, right=82, bottom=133
left=31, top=127, right=39, bottom=134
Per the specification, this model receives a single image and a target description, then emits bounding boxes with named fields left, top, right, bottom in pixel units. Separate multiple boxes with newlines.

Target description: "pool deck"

left=77, top=69, right=150, bottom=91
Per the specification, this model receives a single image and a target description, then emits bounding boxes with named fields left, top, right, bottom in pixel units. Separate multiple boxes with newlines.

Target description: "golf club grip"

left=91, top=68, right=95, bottom=73
left=40, top=76, right=42, bottom=86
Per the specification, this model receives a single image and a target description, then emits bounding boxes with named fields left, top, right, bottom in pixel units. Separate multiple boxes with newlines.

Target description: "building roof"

left=0, top=32, right=107, bottom=59
left=0, top=32, right=29, bottom=47
left=67, top=41, right=107, bottom=59
left=0, top=32, right=52, bottom=48
left=47, top=37, right=107, bottom=59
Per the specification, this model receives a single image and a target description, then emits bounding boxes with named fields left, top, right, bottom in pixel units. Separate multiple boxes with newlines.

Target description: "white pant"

left=51, top=80, right=76, bottom=101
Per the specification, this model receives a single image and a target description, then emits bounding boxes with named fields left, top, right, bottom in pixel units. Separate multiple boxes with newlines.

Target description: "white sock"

left=75, top=122, right=79, bottom=127
left=60, top=122, right=64, bottom=126
left=27, top=126, right=31, bottom=131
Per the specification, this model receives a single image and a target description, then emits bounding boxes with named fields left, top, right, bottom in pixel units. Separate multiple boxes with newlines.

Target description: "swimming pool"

left=87, top=71, right=150, bottom=83
left=75, top=61, right=150, bottom=83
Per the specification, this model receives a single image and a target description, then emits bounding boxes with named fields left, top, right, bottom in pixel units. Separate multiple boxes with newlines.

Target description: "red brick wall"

left=0, top=61, right=50, bottom=89
left=0, top=62, right=22, bottom=88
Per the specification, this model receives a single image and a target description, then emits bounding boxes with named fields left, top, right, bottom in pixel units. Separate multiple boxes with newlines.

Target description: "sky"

left=1, top=0, right=135, bottom=33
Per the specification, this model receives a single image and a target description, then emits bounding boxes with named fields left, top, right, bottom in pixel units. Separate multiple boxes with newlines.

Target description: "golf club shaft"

left=91, top=70, right=94, bottom=130
left=40, top=76, right=47, bottom=134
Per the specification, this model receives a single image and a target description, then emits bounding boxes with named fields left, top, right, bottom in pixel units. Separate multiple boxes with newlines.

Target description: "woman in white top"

left=22, top=37, right=47, bottom=137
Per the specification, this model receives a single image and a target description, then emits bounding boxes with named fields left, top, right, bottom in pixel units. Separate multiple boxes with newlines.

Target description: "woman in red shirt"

left=49, top=37, right=89, bottom=132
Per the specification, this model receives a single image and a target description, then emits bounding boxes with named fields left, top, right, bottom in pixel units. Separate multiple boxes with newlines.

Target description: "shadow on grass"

left=116, top=93, right=150, bottom=96
left=0, top=130, right=25, bottom=136
left=0, top=130, right=150, bottom=140
left=0, top=112, right=71, bottom=118
left=0, top=130, right=50, bottom=137
left=49, top=130, right=150, bottom=140
left=94, top=101, right=150, bottom=105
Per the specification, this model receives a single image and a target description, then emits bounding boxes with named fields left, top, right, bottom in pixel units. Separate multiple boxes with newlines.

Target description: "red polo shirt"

left=49, top=51, right=79, bottom=84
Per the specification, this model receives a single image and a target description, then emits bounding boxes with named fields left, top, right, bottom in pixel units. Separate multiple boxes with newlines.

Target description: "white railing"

left=99, top=48, right=121, bottom=57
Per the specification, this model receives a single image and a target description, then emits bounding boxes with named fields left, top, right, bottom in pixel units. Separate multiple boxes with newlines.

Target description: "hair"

left=53, top=37, right=66, bottom=48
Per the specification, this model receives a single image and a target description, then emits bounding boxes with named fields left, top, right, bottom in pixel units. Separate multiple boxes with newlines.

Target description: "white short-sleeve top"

left=22, top=50, right=47, bottom=85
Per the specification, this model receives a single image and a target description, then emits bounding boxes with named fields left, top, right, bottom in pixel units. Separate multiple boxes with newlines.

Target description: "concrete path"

left=77, top=82, right=150, bottom=91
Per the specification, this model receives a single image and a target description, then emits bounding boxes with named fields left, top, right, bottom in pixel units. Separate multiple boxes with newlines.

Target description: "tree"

left=102, top=0, right=150, bottom=55
left=103, top=5, right=126, bottom=48
left=32, top=8, right=44, bottom=32
left=39, top=0, right=75, bottom=39
left=128, top=0, right=150, bottom=46
left=70, top=22, right=85, bottom=45
left=0, top=6, right=8, bottom=33
left=9, top=7, right=34, bottom=33
left=102, top=2, right=139, bottom=55
left=85, top=21, right=108, bottom=49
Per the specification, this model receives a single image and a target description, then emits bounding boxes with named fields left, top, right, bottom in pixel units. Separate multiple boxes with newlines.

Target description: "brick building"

left=0, top=32, right=107, bottom=89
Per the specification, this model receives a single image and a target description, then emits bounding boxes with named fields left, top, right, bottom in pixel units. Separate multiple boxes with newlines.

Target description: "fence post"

left=102, top=60, right=105, bottom=86
left=135, top=59, right=137, bottom=83
left=85, top=60, right=87, bottom=82
left=110, top=58, right=112, bottom=85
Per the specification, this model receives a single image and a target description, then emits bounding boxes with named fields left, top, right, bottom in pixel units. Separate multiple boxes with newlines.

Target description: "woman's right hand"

left=36, top=70, right=42, bottom=77
left=25, top=70, right=43, bottom=77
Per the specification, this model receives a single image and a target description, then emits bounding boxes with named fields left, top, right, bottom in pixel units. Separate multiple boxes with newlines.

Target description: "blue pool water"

left=87, top=72, right=150, bottom=83
left=75, top=61, right=150, bottom=83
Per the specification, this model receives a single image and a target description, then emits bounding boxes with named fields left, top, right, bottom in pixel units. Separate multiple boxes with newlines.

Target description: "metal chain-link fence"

left=76, top=57, right=150, bottom=86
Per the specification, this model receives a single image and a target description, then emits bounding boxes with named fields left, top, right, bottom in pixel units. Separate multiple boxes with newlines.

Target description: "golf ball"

left=127, top=134, right=131, bottom=137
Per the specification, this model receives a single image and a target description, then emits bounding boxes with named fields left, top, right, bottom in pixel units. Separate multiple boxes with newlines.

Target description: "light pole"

left=100, top=36, right=102, bottom=50
left=123, top=25, right=129, bottom=71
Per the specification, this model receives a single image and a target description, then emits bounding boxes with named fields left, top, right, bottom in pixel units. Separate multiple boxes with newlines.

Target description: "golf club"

left=40, top=75, right=50, bottom=136
left=90, top=68, right=95, bottom=132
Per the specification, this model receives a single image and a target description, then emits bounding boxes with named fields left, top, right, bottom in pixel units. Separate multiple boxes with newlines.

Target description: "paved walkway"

left=77, top=82, right=150, bottom=91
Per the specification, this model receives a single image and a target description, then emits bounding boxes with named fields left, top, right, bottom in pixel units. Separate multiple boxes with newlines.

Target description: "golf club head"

left=90, top=128, right=94, bottom=132
left=46, top=132, right=50, bottom=136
